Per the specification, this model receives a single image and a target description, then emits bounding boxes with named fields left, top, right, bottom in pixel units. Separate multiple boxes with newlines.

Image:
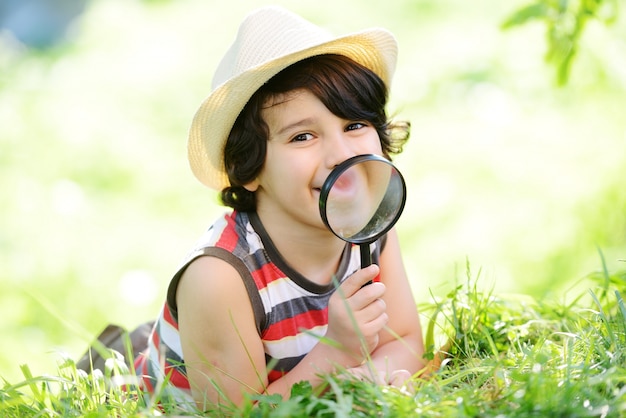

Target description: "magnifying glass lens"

left=319, top=154, right=406, bottom=269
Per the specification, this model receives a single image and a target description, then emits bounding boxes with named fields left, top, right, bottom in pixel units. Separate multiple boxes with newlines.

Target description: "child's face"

left=246, top=88, right=383, bottom=231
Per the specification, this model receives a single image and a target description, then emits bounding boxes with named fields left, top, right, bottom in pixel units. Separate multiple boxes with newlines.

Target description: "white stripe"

left=147, top=339, right=160, bottom=366
left=264, top=325, right=328, bottom=358
left=258, top=276, right=316, bottom=314
left=160, top=317, right=183, bottom=358
left=246, top=220, right=264, bottom=253
left=192, top=214, right=229, bottom=251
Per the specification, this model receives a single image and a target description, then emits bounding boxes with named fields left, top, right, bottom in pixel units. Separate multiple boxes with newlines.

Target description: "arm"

left=176, top=256, right=266, bottom=407
left=349, top=228, right=426, bottom=383
left=176, top=255, right=385, bottom=407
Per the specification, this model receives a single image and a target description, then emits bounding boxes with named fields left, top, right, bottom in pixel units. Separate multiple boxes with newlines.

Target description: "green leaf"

left=502, top=2, right=548, bottom=29
left=290, top=380, right=313, bottom=398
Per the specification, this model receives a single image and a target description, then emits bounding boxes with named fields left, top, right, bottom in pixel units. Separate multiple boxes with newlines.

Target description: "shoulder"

left=176, top=256, right=258, bottom=347
left=377, top=228, right=407, bottom=285
left=176, top=256, right=248, bottom=310
left=379, top=228, right=401, bottom=259
left=167, top=211, right=267, bottom=332
left=175, top=252, right=267, bottom=335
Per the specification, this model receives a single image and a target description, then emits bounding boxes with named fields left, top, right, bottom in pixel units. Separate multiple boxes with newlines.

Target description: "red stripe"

left=263, top=308, right=327, bottom=340
left=267, top=369, right=286, bottom=383
left=134, top=355, right=146, bottom=378
left=142, top=376, right=154, bottom=393
left=134, top=356, right=155, bottom=392
left=165, top=367, right=190, bottom=389
left=162, top=304, right=178, bottom=328
left=151, top=326, right=161, bottom=349
left=251, top=262, right=286, bottom=289
left=215, top=213, right=239, bottom=252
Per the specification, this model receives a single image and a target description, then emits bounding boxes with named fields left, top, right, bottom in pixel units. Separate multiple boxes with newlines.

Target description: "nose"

left=324, top=130, right=357, bottom=168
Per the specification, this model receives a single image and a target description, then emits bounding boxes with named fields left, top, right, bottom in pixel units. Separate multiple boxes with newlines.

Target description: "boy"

left=135, top=5, right=425, bottom=409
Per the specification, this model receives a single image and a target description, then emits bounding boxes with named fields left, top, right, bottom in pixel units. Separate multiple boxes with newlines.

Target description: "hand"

left=346, top=364, right=412, bottom=388
left=325, top=264, right=388, bottom=364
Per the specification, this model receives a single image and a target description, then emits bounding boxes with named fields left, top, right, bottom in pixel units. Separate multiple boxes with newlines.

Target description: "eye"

left=290, top=132, right=314, bottom=142
left=346, top=122, right=368, bottom=131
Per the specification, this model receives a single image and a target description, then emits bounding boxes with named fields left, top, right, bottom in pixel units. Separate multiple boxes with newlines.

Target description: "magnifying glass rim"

left=319, top=154, right=407, bottom=244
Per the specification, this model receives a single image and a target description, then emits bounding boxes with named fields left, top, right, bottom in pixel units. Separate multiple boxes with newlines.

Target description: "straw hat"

left=188, top=6, right=398, bottom=190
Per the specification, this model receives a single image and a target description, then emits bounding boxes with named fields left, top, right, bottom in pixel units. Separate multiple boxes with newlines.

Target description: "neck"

left=254, top=209, right=346, bottom=286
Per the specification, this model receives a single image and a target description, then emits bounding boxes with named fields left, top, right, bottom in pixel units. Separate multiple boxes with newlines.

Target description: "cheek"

left=279, top=158, right=310, bottom=183
left=374, top=132, right=385, bottom=149
left=264, top=144, right=318, bottom=191
left=262, top=153, right=307, bottom=190
left=361, top=132, right=384, bottom=154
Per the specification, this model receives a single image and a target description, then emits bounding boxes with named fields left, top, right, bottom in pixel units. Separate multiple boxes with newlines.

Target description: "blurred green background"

left=1, top=0, right=624, bottom=383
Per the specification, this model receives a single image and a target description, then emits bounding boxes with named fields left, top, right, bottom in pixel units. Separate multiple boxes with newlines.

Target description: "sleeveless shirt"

left=134, top=211, right=383, bottom=402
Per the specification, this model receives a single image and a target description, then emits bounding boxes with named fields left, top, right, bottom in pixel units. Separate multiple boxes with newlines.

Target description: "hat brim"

left=188, top=29, right=398, bottom=190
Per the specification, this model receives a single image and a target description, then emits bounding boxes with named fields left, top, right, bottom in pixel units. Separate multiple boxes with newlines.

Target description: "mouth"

left=327, top=170, right=359, bottom=200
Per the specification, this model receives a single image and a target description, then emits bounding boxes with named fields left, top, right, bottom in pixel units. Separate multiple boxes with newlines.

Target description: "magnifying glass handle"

left=360, top=243, right=373, bottom=286
left=360, top=243, right=372, bottom=268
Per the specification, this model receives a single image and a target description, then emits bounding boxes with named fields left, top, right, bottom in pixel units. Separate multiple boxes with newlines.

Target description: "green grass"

left=2, top=0, right=626, bottom=385
left=2, top=259, right=625, bottom=417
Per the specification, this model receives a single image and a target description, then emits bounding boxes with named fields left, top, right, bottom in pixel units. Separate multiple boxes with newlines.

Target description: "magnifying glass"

left=319, top=154, right=407, bottom=273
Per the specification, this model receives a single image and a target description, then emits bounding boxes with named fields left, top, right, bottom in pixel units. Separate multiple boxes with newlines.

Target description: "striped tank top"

left=134, top=211, right=382, bottom=402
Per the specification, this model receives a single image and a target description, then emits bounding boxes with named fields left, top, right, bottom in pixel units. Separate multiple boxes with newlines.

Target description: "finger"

left=388, top=369, right=411, bottom=387
left=349, top=282, right=385, bottom=312
left=358, top=297, right=386, bottom=322
left=360, top=310, right=388, bottom=336
left=340, top=264, right=380, bottom=298
left=346, top=366, right=368, bottom=381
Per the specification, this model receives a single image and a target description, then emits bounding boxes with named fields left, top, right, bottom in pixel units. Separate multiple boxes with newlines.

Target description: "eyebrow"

left=275, top=117, right=316, bottom=137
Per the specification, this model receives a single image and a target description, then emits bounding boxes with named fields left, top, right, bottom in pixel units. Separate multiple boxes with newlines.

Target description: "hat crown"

left=189, top=6, right=399, bottom=190
left=212, top=6, right=332, bottom=90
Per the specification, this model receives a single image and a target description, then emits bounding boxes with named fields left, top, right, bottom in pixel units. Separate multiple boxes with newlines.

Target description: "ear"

left=243, top=178, right=259, bottom=192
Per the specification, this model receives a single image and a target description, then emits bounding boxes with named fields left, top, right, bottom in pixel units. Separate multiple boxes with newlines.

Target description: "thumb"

left=339, top=264, right=380, bottom=297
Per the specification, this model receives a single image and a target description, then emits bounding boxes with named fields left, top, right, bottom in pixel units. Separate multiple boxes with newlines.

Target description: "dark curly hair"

left=221, top=54, right=409, bottom=212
